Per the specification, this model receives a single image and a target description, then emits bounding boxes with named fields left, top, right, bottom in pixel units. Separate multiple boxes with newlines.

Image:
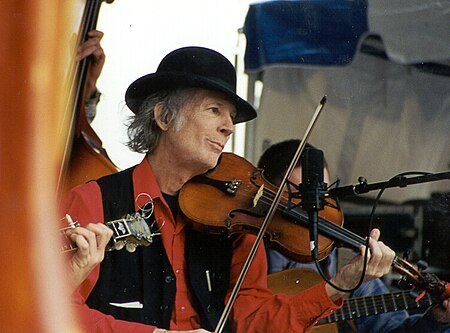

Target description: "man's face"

left=164, top=89, right=236, bottom=173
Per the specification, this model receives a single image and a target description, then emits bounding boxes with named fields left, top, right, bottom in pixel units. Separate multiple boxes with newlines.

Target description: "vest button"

left=165, top=275, right=173, bottom=284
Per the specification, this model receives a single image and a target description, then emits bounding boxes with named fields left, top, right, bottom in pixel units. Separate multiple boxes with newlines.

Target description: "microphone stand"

left=328, top=171, right=450, bottom=198
left=297, top=170, right=449, bottom=293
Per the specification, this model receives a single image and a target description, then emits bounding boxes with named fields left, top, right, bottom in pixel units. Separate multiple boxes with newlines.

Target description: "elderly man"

left=62, top=46, right=396, bottom=333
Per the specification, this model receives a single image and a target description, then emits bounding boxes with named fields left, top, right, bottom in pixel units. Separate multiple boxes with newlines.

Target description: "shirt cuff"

left=292, top=281, right=343, bottom=330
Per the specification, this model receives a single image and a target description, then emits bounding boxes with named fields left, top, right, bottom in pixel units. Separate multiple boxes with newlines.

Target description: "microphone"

left=327, top=176, right=368, bottom=198
left=300, top=147, right=326, bottom=261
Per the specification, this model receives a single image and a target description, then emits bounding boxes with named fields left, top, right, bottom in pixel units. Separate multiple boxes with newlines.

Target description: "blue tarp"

left=244, top=0, right=368, bottom=72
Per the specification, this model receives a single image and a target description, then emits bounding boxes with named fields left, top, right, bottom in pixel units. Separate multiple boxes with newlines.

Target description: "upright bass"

left=57, top=0, right=117, bottom=199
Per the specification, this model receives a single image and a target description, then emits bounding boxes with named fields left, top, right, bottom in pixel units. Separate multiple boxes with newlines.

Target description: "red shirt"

left=64, top=157, right=342, bottom=332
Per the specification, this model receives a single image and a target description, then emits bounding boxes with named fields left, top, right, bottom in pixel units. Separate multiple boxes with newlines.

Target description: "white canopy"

left=244, top=0, right=450, bottom=202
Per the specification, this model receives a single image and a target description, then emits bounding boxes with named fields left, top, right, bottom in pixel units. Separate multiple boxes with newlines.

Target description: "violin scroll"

left=394, top=256, right=449, bottom=299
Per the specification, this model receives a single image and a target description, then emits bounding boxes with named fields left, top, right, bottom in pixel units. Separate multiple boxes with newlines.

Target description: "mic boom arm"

left=328, top=171, right=450, bottom=198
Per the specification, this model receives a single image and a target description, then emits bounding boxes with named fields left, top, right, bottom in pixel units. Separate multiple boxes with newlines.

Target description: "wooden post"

left=0, top=1, right=82, bottom=332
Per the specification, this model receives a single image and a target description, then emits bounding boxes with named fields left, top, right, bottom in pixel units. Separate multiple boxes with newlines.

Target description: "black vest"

left=85, top=167, right=233, bottom=332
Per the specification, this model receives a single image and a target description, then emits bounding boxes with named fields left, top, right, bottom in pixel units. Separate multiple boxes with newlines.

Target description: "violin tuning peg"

left=396, top=276, right=412, bottom=290
left=417, top=260, right=428, bottom=271
left=126, top=243, right=137, bottom=253
left=402, top=250, right=410, bottom=260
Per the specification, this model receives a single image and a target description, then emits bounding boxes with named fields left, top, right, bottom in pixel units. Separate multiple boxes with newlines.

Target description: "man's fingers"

left=86, top=223, right=113, bottom=249
left=76, top=30, right=104, bottom=62
left=356, top=229, right=395, bottom=278
left=365, top=235, right=395, bottom=277
left=70, top=233, right=89, bottom=253
left=370, top=228, right=380, bottom=241
left=67, top=223, right=112, bottom=253
left=87, top=29, right=104, bottom=39
left=377, top=241, right=395, bottom=273
left=92, top=46, right=105, bottom=60
left=76, top=41, right=103, bottom=61
left=358, top=228, right=380, bottom=256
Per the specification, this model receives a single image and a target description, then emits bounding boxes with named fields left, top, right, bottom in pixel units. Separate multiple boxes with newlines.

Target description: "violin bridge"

left=253, top=184, right=264, bottom=207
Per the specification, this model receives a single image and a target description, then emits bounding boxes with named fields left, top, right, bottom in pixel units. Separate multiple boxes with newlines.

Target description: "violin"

left=179, top=152, right=450, bottom=297
left=180, top=152, right=342, bottom=263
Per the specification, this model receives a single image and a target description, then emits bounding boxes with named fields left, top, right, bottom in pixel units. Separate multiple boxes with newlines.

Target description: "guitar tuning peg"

left=126, top=243, right=137, bottom=253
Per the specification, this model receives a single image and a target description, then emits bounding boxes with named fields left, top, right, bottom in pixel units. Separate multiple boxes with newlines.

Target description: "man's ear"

left=154, top=102, right=170, bottom=131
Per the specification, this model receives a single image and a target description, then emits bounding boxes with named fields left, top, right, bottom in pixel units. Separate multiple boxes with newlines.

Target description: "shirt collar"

left=133, top=156, right=163, bottom=211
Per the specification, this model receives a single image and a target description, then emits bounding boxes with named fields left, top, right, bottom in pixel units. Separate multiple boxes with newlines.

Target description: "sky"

left=92, top=0, right=255, bottom=170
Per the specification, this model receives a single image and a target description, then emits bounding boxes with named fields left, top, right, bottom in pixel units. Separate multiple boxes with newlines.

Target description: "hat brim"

left=125, top=73, right=257, bottom=124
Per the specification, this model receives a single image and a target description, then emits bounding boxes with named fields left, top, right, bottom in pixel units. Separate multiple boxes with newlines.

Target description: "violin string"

left=257, top=188, right=406, bottom=274
left=257, top=187, right=365, bottom=248
left=223, top=182, right=366, bottom=250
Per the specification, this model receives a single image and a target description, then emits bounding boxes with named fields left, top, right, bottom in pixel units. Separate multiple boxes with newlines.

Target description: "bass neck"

left=60, top=213, right=159, bottom=253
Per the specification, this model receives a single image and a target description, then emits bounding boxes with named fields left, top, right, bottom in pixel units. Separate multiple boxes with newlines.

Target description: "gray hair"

left=126, top=88, right=194, bottom=154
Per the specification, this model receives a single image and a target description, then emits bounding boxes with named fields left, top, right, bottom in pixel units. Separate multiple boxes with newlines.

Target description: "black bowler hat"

left=125, top=46, right=257, bottom=124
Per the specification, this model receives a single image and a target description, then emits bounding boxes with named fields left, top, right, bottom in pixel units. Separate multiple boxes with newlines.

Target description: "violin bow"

left=214, top=96, right=327, bottom=333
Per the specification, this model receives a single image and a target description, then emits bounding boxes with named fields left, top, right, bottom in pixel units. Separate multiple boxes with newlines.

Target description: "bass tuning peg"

left=126, top=243, right=137, bottom=253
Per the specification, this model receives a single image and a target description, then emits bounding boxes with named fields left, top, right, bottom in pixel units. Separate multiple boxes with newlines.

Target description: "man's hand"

left=66, top=222, right=112, bottom=290
left=76, top=29, right=105, bottom=99
left=326, top=228, right=396, bottom=300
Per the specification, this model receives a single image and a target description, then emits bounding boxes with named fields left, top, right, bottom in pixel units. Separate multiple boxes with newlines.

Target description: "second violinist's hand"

left=326, top=228, right=395, bottom=301
left=66, top=223, right=112, bottom=290
left=76, top=29, right=105, bottom=99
